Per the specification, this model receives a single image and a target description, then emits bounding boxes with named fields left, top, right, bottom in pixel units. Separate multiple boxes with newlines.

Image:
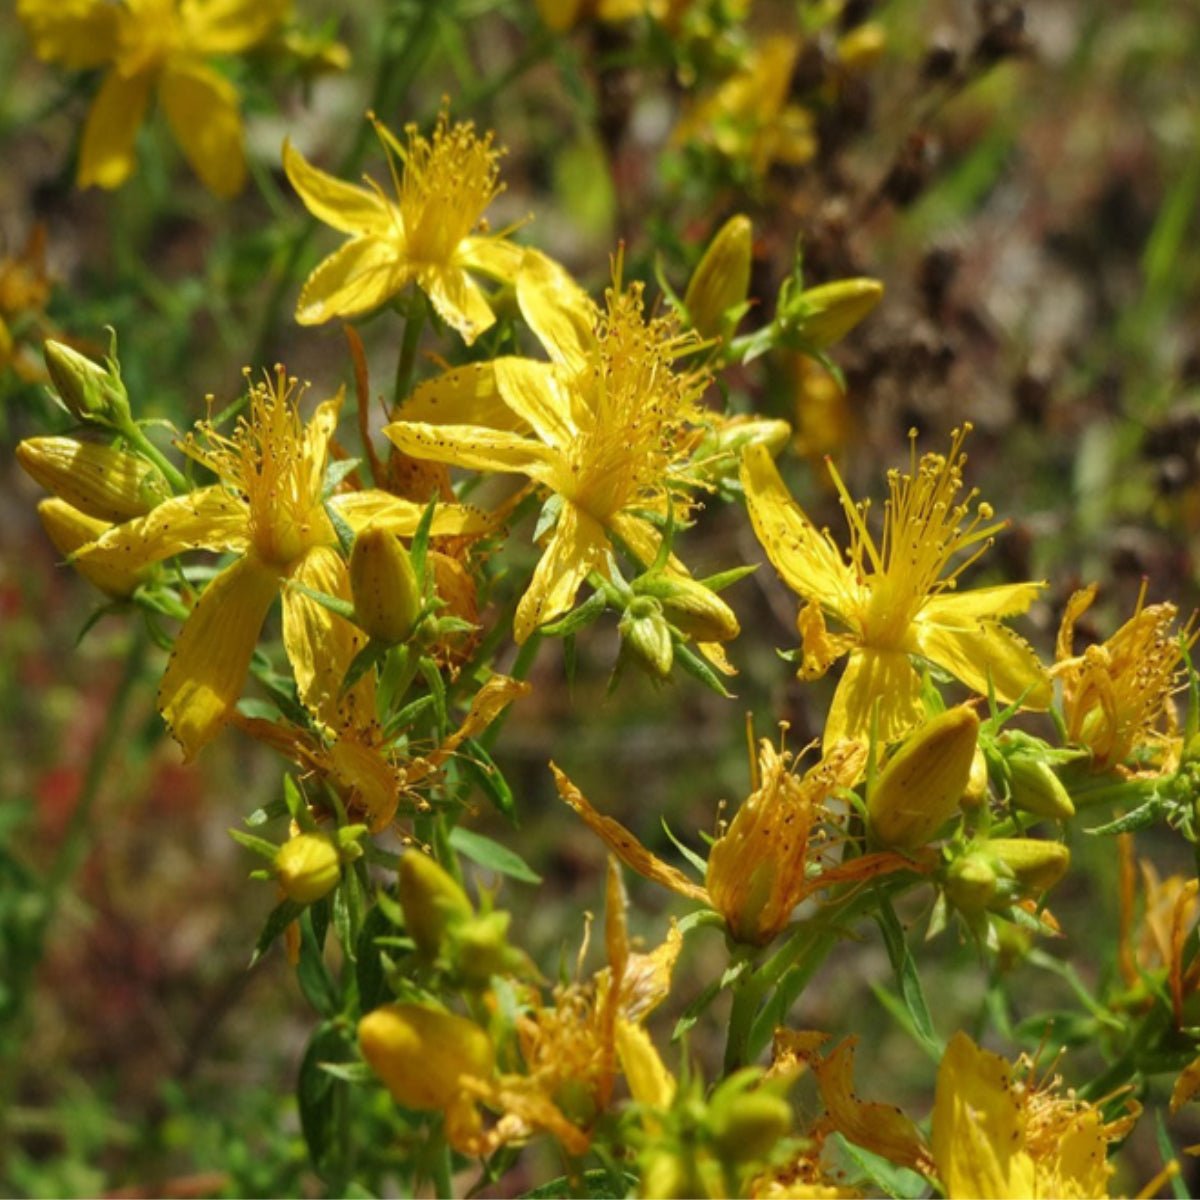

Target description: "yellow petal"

left=17, top=0, right=119, bottom=68
left=296, top=236, right=409, bottom=324
left=920, top=582, right=1045, bottom=625
left=515, top=502, right=608, bottom=642
left=158, top=555, right=280, bottom=759
left=615, top=1019, right=676, bottom=1110
left=456, top=234, right=526, bottom=282
left=400, top=362, right=524, bottom=431
left=908, top=618, right=1052, bottom=709
left=383, top=421, right=557, bottom=482
left=72, top=486, right=250, bottom=570
left=1171, top=1055, right=1200, bottom=1114
left=1039, top=1110, right=1111, bottom=1200
left=282, top=138, right=391, bottom=236
left=78, top=69, right=154, bottom=191
left=741, top=444, right=862, bottom=621
left=826, top=647, right=922, bottom=748
left=418, top=264, right=495, bottom=345
left=159, top=61, right=245, bottom=197
left=282, top=544, right=374, bottom=732
left=932, top=1032, right=1037, bottom=1200
left=516, top=249, right=596, bottom=372
left=813, top=1038, right=932, bottom=1175
left=493, top=357, right=575, bottom=446
left=550, top=763, right=708, bottom=903
left=330, top=489, right=495, bottom=538
left=303, top=394, right=344, bottom=493
left=181, top=0, right=288, bottom=55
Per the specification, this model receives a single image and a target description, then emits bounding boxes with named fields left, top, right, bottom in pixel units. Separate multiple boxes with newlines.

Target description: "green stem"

left=478, top=635, right=542, bottom=753
left=120, top=419, right=188, bottom=494
left=723, top=956, right=763, bottom=1073
left=393, top=295, right=426, bottom=410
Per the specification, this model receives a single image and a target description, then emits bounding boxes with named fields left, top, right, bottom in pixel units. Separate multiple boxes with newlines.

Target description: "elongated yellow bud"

left=397, top=851, right=473, bottom=960
left=988, top=838, right=1070, bottom=893
left=275, top=833, right=341, bottom=904
left=349, top=525, right=421, bottom=644
left=633, top=572, right=740, bottom=643
left=868, top=706, right=980, bottom=849
left=43, top=340, right=131, bottom=424
left=685, top=214, right=753, bottom=340
left=37, top=498, right=147, bottom=597
left=620, top=597, right=674, bottom=678
left=960, top=745, right=989, bottom=808
left=17, top=436, right=168, bottom=522
left=1007, top=755, right=1075, bottom=821
left=358, top=1003, right=494, bottom=1110
left=784, top=278, right=884, bottom=349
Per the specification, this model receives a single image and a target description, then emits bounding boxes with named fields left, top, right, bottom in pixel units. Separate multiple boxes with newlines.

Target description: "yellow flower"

left=283, top=110, right=525, bottom=341
left=477, top=859, right=682, bottom=1154
left=931, top=1031, right=1137, bottom=1199
left=235, top=674, right=530, bottom=831
left=1055, top=583, right=1197, bottom=776
left=673, top=35, right=816, bottom=179
left=386, top=252, right=730, bottom=644
left=741, top=427, right=1050, bottom=748
left=72, top=367, right=490, bottom=758
left=18, top=0, right=287, bottom=196
left=553, top=736, right=912, bottom=945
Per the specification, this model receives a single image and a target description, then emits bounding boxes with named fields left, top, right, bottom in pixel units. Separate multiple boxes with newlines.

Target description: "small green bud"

left=397, top=851, right=473, bottom=960
left=449, top=911, right=523, bottom=987
left=989, top=838, right=1071, bottom=893
left=633, top=572, right=740, bottom=643
left=1007, top=755, right=1075, bottom=821
left=780, top=278, right=883, bottom=349
left=43, top=339, right=131, bottom=424
left=945, top=851, right=999, bottom=915
left=275, top=833, right=341, bottom=904
left=868, top=706, right=980, bottom=849
left=684, top=214, right=753, bottom=341
left=349, top=525, right=422, bottom=644
left=620, top=596, right=674, bottom=678
left=708, top=1085, right=792, bottom=1163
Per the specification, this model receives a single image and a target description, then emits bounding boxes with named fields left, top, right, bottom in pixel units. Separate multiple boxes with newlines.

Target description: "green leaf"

left=250, top=897, right=303, bottom=966
left=1155, top=1108, right=1190, bottom=1200
left=460, top=739, right=518, bottom=824
left=228, top=827, right=279, bottom=862
left=540, top=589, right=608, bottom=637
left=287, top=580, right=357, bottom=622
left=874, top=897, right=940, bottom=1058
left=831, top=1134, right=928, bottom=1199
left=697, top=563, right=758, bottom=593
left=324, top=500, right=356, bottom=557
left=409, top=497, right=438, bottom=583
left=355, top=903, right=394, bottom=1013
left=245, top=797, right=289, bottom=827
left=674, top=643, right=734, bottom=698
left=341, top=639, right=386, bottom=697
left=283, top=775, right=317, bottom=830
left=1086, top=797, right=1167, bottom=836
left=448, top=826, right=541, bottom=884
left=672, top=973, right=724, bottom=1041
left=660, top=817, right=708, bottom=877
left=323, top=457, right=362, bottom=498
left=297, top=1022, right=351, bottom=1179
left=296, top=909, right=340, bottom=1017
left=533, top=492, right=563, bottom=543
left=521, top=1169, right=636, bottom=1199
left=418, top=656, right=447, bottom=730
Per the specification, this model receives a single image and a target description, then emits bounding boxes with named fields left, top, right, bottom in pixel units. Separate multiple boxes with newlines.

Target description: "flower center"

left=115, top=0, right=181, bottom=76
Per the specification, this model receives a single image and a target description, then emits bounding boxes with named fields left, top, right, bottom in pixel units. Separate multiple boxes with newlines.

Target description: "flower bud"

left=960, top=745, right=989, bottom=808
left=1007, top=755, right=1075, bottom=821
left=781, top=278, right=883, bottom=349
left=397, top=850, right=473, bottom=960
left=837, top=23, right=886, bottom=69
left=620, top=596, right=674, bottom=678
left=640, top=1151, right=693, bottom=1200
left=684, top=214, right=753, bottom=340
left=633, top=572, right=740, bottom=643
left=275, top=832, right=341, bottom=904
left=43, top=340, right=130, bottom=424
left=17, top=436, right=169, bottom=522
left=358, top=1003, right=494, bottom=1110
left=868, top=706, right=980, bottom=849
left=989, top=838, right=1070, bottom=893
left=708, top=1084, right=792, bottom=1163
left=349, top=525, right=421, bottom=644
left=449, top=911, right=527, bottom=987
left=944, top=851, right=999, bottom=915
left=37, top=498, right=148, bottom=597
left=707, top=415, right=793, bottom=461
